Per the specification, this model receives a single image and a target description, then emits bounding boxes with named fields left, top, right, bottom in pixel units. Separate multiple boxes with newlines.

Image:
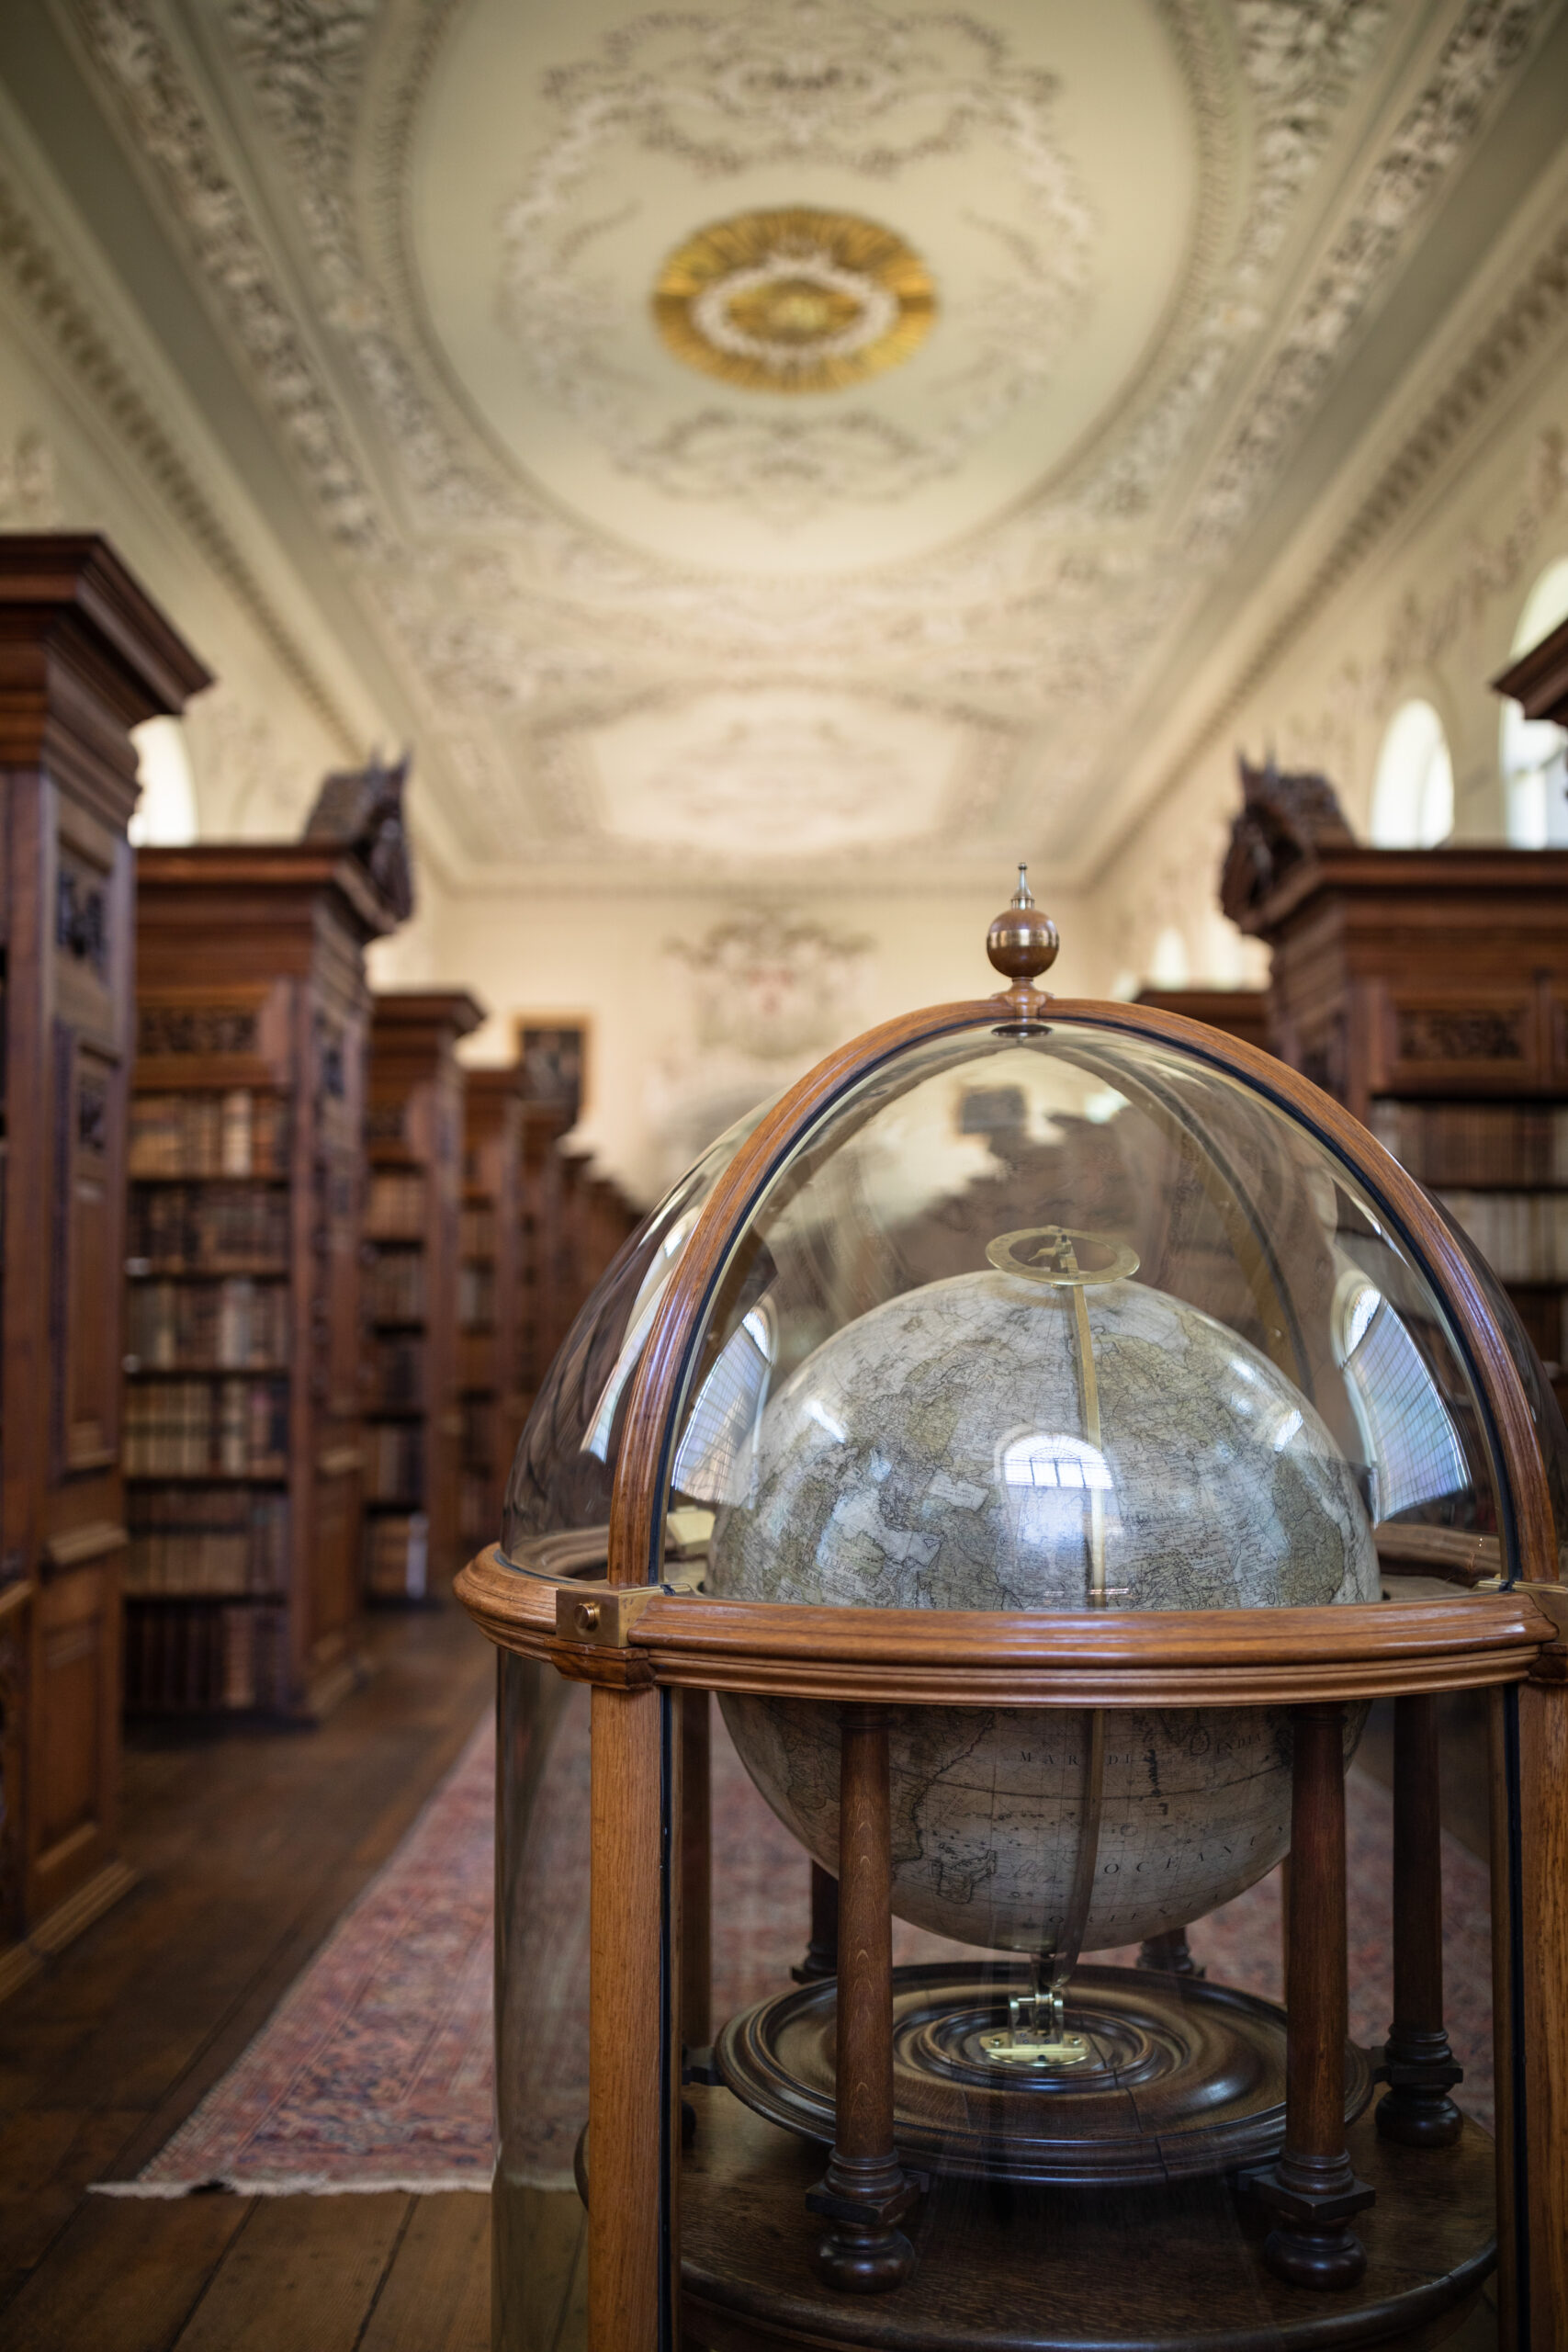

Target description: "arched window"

left=1370, top=698, right=1453, bottom=847
left=1500, top=557, right=1568, bottom=848
left=130, top=716, right=197, bottom=845
left=1147, top=925, right=1190, bottom=987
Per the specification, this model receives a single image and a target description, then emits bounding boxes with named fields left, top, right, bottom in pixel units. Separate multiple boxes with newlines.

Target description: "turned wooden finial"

left=987, top=864, right=1058, bottom=1017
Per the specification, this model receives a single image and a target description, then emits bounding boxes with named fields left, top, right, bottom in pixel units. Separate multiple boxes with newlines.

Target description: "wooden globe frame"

left=460, top=987, right=1568, bottom=2352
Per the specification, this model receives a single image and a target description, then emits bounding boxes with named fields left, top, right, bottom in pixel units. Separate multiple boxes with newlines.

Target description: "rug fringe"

left=91, top=2171, right=494, bottom=2199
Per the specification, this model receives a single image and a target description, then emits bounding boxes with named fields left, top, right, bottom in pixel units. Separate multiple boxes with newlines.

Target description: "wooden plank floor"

left=0, top=1601, right=495, bottom=2352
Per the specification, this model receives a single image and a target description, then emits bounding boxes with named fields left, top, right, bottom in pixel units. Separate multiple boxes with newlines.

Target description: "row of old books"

left=123, top=1376, right=289, bottom=1478
left=125, top=1487, right=289, bottom=1596
left=366, top=1170, right=426, bottom=1238
left=368, top=1333, right=423, bottom=1412
left=124, top=1598, right=287, bottom=1715
left=457, top=1262, right=495, bottom=1328
left=125, top=1276, right=290, bottom=1371
left=130, top=1087, right=289, bottom=1178
left=366, top=1251, right=426, bottom=1323
left=459, top=1204, right=495, bottom=1259
left=1370, top=1098, right=1568, bottom=1187
left=129, top=1183, right=289, bottom=1270
left=367, top=1422, right=423, bottom=1502
left=1433, top=1190, right=1568, bottom=1282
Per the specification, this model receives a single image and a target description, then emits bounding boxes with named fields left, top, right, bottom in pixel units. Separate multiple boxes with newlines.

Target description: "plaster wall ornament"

left=646, top=907, right=875, bottom=1185
left=672, top=910, right=875, bottom=1066
left=0, top=427, right=62, bottom=526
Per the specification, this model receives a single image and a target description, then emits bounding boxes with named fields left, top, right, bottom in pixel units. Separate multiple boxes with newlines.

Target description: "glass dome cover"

left=499, top=872, right=1559, bottom=1599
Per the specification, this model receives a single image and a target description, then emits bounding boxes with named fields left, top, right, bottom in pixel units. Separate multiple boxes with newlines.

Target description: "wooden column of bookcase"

left=459, top=1065, right=524, bottom=1556
left=129, top=843, right=400, bottom=1719
left=1228, top=844, right=1568, bottom=1430
left=365, top=990, right=484, bottom=1600
left=0, top=536, right=209, bottom=1995
left=515, top=1102, right=572, bottom=1426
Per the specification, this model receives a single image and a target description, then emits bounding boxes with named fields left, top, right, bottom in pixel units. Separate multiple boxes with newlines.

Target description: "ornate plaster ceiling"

left=42, top=0, right=1568, bottom=888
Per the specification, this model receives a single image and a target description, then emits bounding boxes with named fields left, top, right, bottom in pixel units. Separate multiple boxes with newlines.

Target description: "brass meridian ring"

left=986, top=1226, right=1140, bottom=1287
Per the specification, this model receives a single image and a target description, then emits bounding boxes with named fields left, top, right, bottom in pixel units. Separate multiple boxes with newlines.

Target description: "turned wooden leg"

left=680, top=1688, right=712, bottom=2052
left=1256, top=1702, right=1373, bottom=2289
left=807, top=1706, right=919, bottom=2292
left=1138, top=1925, right=1204, bottom=1977
left=588, top=1684, right=673, bottom=2352
left=1377, top=1693, right=1462, bottom=2147
left=793, top=1860, right=840, bottom=1983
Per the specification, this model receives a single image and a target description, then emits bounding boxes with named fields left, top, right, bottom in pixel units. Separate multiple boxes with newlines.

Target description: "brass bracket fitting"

left=554, top=1581, right=660, bottom=1648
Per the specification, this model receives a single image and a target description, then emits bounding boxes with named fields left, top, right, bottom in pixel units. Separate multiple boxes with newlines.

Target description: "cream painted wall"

left=436, top=883, right=1102, bottom=1205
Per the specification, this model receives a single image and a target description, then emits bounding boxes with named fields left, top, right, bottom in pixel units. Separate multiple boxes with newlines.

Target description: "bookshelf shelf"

left=364, top=991, right=484, bottom=1601
left=127, top=828, right=404, bottom=1719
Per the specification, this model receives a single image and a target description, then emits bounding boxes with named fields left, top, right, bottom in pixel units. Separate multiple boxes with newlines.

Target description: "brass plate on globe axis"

left=715, top=1962, right=1373, bottom=2187
left=986, top=1226, right=1141, bottom=1286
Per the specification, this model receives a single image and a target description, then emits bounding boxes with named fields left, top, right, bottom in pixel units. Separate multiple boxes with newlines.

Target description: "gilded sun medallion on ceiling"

left=652, top=209, right=936, bottom=394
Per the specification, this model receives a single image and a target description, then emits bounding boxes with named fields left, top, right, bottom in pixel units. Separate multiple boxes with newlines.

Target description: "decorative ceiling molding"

left=70, top=0, right=385, bottom=549
left=492, top=0, right=1097, bottom=515
left=1073, top=0, right=1395, bottom=520
left=1100, top=212, right=1568, bottom=882
left=0, top=159, right=359, bottom=754
left=1180, top=0, right=1552, bottom=556
left=47, top=0, right=1564, bottom=888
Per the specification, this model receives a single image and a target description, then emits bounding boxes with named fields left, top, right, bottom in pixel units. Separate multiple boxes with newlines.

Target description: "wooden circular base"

left=716, top=1962, right=1373, bottom=2186
left=682, top=2087, right=1495, bottom=2351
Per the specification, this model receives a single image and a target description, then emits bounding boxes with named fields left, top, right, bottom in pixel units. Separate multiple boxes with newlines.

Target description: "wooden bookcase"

left=459, top=1066, right=524, bottom=1556
left=1222, top=761, right=1568, bottom=1420
left=0, top=536, right=209, bottom=1989
left=1133, top=987, right=1271, bottom=1053
left=129, top=840, right=400, bottom=1718
left=516, top=1102, right=574, bottom=1427
left=365, top=990, right=484, bottom=1599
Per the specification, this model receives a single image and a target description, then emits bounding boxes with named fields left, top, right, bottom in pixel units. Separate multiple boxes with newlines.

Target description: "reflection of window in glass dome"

left=130, top=715, right=197, bottom=845
left=583, top=1201, right=705, bottom=1461
left=1147, top=925, right=1190, bottom=987
left=1334, top=1272, right=1467, bottom=1522
left=1371, top=699, right=1454, bottom=847
left=672, top=1300, right=775, bottom=1504
left=999, top=1431, right=1112, bottom=1490
left=1500, top=557, right=1568, bottom=847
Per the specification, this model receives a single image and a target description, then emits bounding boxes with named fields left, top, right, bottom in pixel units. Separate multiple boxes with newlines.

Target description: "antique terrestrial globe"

left=481, top=873, right=1562, bottom=2346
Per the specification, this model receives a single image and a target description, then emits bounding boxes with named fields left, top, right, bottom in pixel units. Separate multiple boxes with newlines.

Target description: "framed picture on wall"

left=514, top=1017, right=589, bottom=1119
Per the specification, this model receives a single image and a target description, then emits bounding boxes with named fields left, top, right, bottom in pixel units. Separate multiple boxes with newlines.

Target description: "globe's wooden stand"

left=679, top=2088, right=1495, bottom=2352
left=461, top=910, right=1568, bottom=2351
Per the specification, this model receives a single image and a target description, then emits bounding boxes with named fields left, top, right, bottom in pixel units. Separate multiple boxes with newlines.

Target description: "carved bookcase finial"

left=302, top=747, right=415, bottom=923
left=1220, top=752, right=1355, bottom=930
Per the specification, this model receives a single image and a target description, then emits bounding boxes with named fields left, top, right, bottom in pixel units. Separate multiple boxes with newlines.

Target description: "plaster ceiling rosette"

left=410, top=0, right=1199, bottom=571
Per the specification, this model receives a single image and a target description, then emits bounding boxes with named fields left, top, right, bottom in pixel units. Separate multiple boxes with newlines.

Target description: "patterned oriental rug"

left=100, top=1693, right=1495, bottom=2198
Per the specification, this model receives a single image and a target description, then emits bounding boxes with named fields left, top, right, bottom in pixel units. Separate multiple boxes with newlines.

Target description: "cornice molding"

left=1092, top=211, right=1568, bottom=886
left=0, top=163, right=360, bottom=756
